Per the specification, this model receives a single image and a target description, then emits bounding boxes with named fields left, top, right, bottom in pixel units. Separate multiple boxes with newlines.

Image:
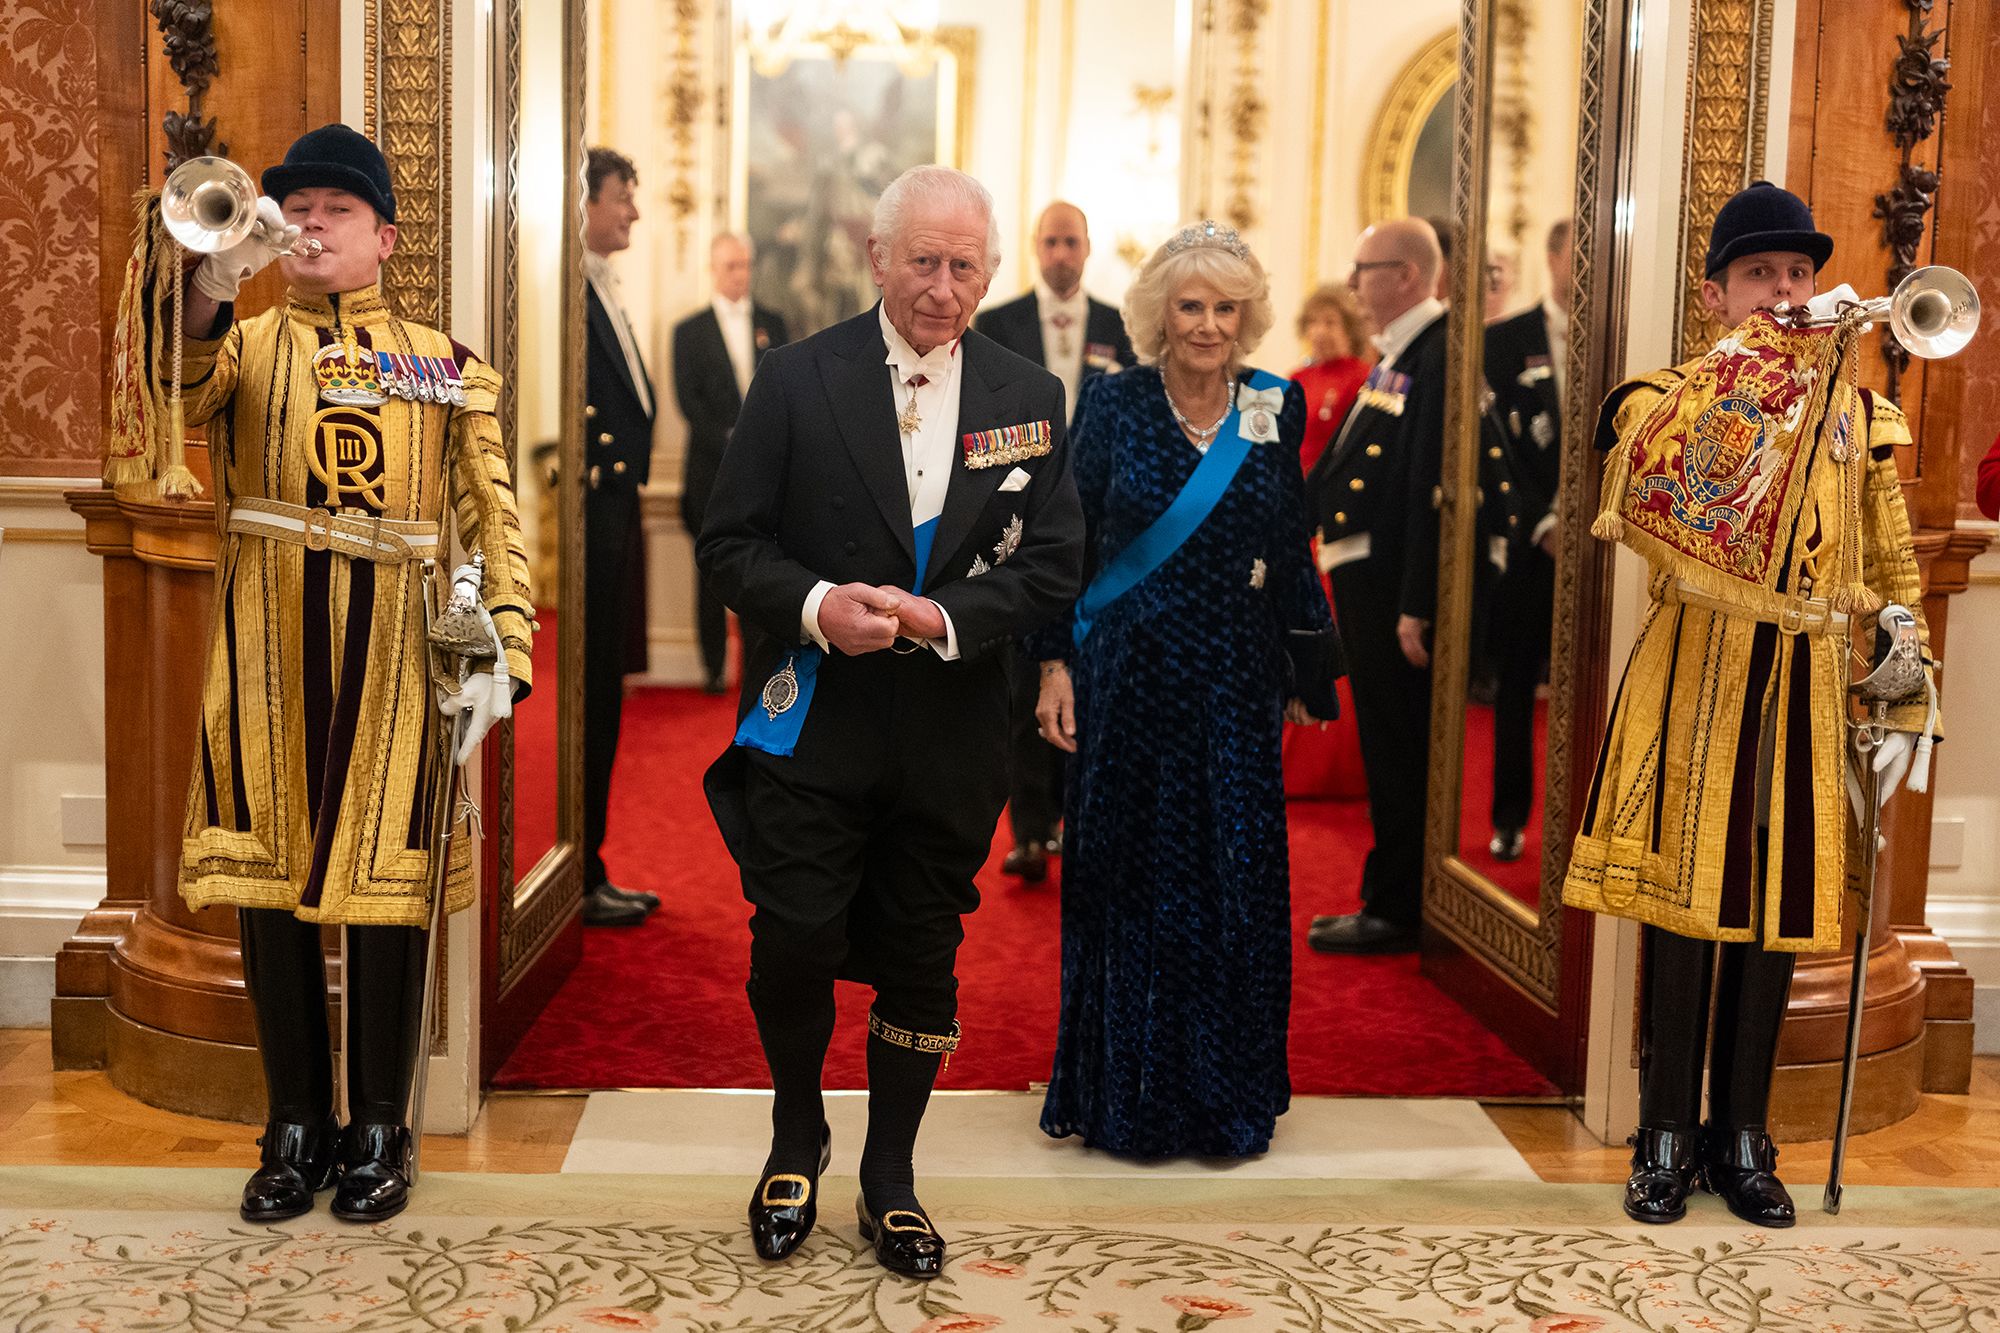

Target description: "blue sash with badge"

left=734, top=511, right=944, bottom=757
left=1073, top=368, right=1286, bottom=647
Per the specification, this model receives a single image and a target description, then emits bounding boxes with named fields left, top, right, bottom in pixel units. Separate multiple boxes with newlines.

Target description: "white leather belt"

left=1317, top=532, right=1372, bottom=573
left=228, top=498, right=440, bottom=563
left=1663, top=577, right=1850, bottom=635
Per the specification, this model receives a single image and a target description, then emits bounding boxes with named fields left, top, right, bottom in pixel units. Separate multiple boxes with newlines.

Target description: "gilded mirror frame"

left=1360, top=28, right=1458, bottom=227
left=1421, top=0, right=1636, bottom=1074
left=482, top=0, right=588, bottom=1076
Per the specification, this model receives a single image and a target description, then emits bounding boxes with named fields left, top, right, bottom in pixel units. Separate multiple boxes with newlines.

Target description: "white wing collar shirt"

left=798, top=302, right=965, bottom=660
left=584, top=250, right=653, bottom=417
left=1035, top=280, right=1088, bottom=420
left=713, top=292, right=756, bottom=400
left=1371, top=295, right=1446, bottom=372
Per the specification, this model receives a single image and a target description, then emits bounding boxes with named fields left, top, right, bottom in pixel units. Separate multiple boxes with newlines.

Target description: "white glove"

left=192, top=197, right=298, bottom=302
left=438, top=670, right=512, bottom=765
left=1872, top=730, right=1916, bottom=801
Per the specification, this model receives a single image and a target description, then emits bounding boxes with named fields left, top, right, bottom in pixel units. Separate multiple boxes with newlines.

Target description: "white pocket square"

left=998, top=466, right=1032, bottom=492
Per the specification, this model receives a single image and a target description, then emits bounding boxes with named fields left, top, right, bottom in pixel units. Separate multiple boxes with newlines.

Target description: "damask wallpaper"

left=0, top=0, right=99, bottom=477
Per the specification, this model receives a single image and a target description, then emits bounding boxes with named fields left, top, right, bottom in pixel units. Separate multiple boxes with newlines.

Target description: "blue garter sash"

left=735, top=517, right=942, bottom=758
left=1073, top=368, right=1285, bottom=647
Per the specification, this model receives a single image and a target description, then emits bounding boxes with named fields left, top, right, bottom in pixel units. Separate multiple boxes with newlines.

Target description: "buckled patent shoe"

left=331, top=1124, right=414, bottom=1223
left=1489, top=827, right=1525, bottom=861
left=856, top=1193, right=947, bottom=1279
left=241, top=1117, right=342, bottom=1222
left=1622, top=1127, right=1702, bottom=1224
left=748, top=1126, right=833, bottom=1261
left=1702, top=1123, right=1796, bottom=1228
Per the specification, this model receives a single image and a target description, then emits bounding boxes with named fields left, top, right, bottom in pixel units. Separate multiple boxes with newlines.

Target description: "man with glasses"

left=1304, top=217, right=1449, bottom=955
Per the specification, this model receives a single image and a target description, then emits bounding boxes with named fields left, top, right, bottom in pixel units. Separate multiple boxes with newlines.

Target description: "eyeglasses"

left=1349, top=259, right=1408, bottom=279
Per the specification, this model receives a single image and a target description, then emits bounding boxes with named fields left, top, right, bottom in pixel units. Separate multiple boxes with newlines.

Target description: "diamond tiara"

left=1162, top=219, right=1250, bottom=260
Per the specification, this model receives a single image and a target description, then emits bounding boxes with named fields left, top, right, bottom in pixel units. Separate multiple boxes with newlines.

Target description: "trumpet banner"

left=1593, top=310, right=1864, bottom=608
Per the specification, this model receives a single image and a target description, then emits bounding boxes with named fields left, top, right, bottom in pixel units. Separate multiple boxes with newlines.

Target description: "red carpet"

left=493, top=683, right=1556, bottom=1098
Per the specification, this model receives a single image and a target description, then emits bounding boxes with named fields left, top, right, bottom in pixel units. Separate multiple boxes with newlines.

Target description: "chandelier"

left=741, top=0, right=941, bottom=75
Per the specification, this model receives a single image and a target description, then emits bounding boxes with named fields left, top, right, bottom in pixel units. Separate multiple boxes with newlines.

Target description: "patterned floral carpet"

left=3, top=1170, right=1996, bottom=1332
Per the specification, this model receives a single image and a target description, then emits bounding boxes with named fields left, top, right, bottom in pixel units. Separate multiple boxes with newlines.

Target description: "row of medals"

left=314, top=340, right=467, bottom=408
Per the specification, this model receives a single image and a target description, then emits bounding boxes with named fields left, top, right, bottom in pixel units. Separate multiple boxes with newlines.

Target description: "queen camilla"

left=1031, top=221, right=1342, bottom=1157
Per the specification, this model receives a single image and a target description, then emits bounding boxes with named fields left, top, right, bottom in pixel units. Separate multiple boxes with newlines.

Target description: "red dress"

left=1978, top=429, right=2000, bottom=520
left=1283, top=357, right=1372, bottom=799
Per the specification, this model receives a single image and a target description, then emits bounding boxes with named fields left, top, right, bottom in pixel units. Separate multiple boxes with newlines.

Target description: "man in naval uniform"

left=165, top=125, right=533, bottom=1222
left=1304, top=216, right=1448, bottom=955
left=974, top=201, right=1134, bottom=882
left=1480, top=218, right=1572, bottom=860
left=698, top=165, right=1083, bottom=1277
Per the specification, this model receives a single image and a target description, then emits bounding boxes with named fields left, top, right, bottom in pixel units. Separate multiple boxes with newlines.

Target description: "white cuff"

left=925, top=602, right=961, bottom=661
left=1530, top=513, right=1558, bottom=545
left=800, top=580, right=834, bottom=651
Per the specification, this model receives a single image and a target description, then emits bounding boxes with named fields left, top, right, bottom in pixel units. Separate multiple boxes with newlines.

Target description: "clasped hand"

left=817, top=582, right=946, bottom=655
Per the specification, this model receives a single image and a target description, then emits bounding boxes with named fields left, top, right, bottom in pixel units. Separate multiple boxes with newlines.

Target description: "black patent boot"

left=331, top=1124, right=414, bottom=1222
left=1623, top=1127, right=1702, bottom=1224
left=241, top=1116, right=342, bottom=1222
left=1702, top=1123, right=1796, bottom=1228
left=748, top=1124, right=833, bottom=1261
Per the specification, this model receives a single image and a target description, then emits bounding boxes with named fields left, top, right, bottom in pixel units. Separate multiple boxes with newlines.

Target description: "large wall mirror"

left=1421, top=0, right=1635, bottom=1088
left=483, top=0, right=587, bottom=1079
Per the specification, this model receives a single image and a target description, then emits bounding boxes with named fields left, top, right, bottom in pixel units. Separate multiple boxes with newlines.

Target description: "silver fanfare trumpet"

left=1777, top=265, right=1980, bottom=359
left=162, top=156, right=324, bottom=260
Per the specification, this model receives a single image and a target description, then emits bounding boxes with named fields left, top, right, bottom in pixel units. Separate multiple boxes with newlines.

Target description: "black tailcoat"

left=974, top=290, right=1136, bottom=403
left=697, top=306, right=1085, bottom=991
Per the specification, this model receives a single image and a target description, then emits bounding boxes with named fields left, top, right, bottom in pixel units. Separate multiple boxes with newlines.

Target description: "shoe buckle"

left=881, top=1209, right=935, bottom=1235
left=759, top=1173, right=811, bottom=1207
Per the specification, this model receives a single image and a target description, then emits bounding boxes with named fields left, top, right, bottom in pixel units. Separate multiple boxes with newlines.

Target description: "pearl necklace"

left=1163, top=379, right=1229, bottom=453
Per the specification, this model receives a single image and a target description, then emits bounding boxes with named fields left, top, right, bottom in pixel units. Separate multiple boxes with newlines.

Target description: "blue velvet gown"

left=1034, top=365, right=1333, bottom=1157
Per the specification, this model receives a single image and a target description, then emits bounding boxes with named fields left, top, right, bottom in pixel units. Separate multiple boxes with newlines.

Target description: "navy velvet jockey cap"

left=1704, top=181, right=1832, bottom=278
left=262, top=124, right=398, bottom=225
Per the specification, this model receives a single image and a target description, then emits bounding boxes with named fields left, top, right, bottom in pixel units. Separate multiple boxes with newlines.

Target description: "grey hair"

left=1122, top=237, right=1275, bottom=373
left=870, top=165, right=1002, bottom=275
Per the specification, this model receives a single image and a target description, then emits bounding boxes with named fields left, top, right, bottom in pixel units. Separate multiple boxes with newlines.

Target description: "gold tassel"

left=1591, top=438, right=1634, bottom=543
left=156, top=397, right=200, bottom=499
left=105, top=193, right=166, bottom=488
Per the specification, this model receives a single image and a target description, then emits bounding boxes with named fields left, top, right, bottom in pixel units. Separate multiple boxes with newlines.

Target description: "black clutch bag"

left=1283, top=626, right=1346, bottom=721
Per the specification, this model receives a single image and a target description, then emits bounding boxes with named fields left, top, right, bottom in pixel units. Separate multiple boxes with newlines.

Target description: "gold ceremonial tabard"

left=173, top=285, right=534, bottom=926
left=1562, top=355, right=1936, bottom=952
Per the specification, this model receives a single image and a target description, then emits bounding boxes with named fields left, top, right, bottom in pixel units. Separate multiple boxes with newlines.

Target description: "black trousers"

left=238, top=908, right=427, bottom=1129
left=583, top=488, right=639, bottom=889
left=1638, top=924, right=1797, bottom=1133
left=734, top=652, right=1010, bottom=1036
left=683, top=451, right=728, bottom=686
left=1328, top=557, right=1433, bottom=929
left=1491, top=543, right=1555, bottom=831
left=1004, top=642, right=1064, bottom=847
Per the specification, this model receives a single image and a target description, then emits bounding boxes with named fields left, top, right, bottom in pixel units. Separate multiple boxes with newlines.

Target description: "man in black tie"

left=674, top=233, right=790, bottom=692
left=580, top=146, right=658, bottom=927
left=1481, top=219, right=1571, bottom=860
left=1304, top=217, right=1449, bottom=955
left=973, top=202, right=1134, bottom=881
left=699, top=165, right=1083, bottom=1277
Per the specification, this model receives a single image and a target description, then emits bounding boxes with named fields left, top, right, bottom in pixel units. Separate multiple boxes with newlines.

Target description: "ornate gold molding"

left=1221, top=0, right=1267, bottom=232
left=668, top=0, right=702, bottom=269
left=1674, top=0, right=1776, bottom=361
left=1360, top=29, right=1457, bottom=228
left=364, top=0, right=454, bottom=330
